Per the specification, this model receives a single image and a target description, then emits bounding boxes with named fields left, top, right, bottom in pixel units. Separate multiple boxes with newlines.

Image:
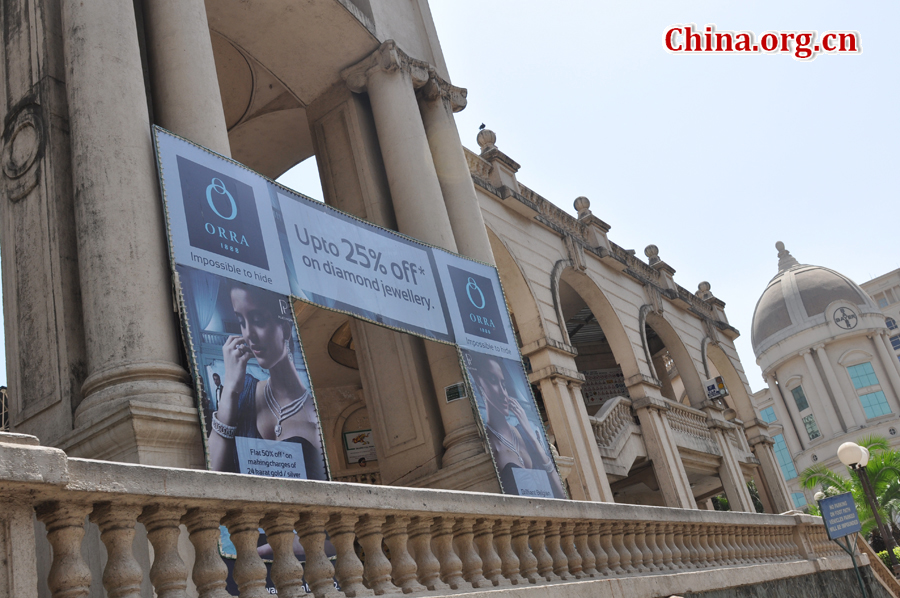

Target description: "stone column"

left=871, top=332, right=900, bottom=413
left=342, top=41, right=488, bottom=478
left=60, top=0, right=198, bottom=465
left=707, top=419, right=753, bottom=512
left=881, top=332, right=900, bottom=379
left=768, top=374, right=806, bottom=451
left=814, top=344, right=865, bottom=429
left=632, top=395, right=696, bottom=509
left=143, top=0, right=231, bottom=156
left=747, top=434, right=792, bottom=514
left=417, top=73, right=494, bottom=264
left=527, top=343, right=612, bottom=501
left=800, top=350, right=837, bottom=437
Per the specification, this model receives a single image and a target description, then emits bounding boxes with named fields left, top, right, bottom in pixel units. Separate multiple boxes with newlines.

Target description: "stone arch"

left=558, top=267, right=642, bottom=382
left=486, top=228, right=547, bottom=346
left=706, top=342, right=759, bottom=424
left=644, top=310, right=706, bottom=406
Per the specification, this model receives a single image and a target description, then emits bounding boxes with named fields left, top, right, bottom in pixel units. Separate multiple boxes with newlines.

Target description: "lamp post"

left=837, top=441, right=900, bottom=575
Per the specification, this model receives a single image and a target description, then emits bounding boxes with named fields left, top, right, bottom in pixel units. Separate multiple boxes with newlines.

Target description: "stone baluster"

left=544, top=520, right=572, bottom=581
left=91, top=504, right=146, bottom=598
left=697, top=524, right=713, bottom=568
left=670, top=524, right=687, bottom=570
left=431, top=517, right=467, bottom=590
left=612, top=522, right=632, bottom=574
left=677, top=524, right=695, bottom=569
left=599, top=523, right=620, bottom=575
left=139, top=506, right=188, bottom=598
left=510, top=520, right=540, bottom=584
left=383, top=515, right=426, bottom=594
left=631, top=522, right=653, bottom=573
left=722, top=526, right=736, bottom=566
left=708, top=525, right=723, bottom=566
left=356, top=515, right=399, bottom=595
left=784, top=527, right=798, bottom=559
left=492, top=519, right=525, bottom=585
left=324, top=513, right=370, bottom=597
left=408, top=516, right=448, bottom=592
left=624, top=523, right=645, bottom=573
left=573, top=522, right=597, bottom=577
left=528, top=520, right=558, bottom=581
left=750, top=526, right=764, bottom=563
left=453, top=518, right=491, bottom=588
left=684, top=524, right=700, bottom=568
left=657, top=523, right=674, bottom=570
left=666, top=524, right=682, bottom=570
left=761, top=527, right=776, bottom=562
left=182, top=509, right=229, bottom=598
left=472, top=519, right=505, bottom=586
left=644, top=523, right=663, bottom=572
left=589, top=522, right=610, bottom=576
left=37, top=503, right=93, bottom=598
left=259, top=513, right=308, bottom=598
left=221, top=511, right=268, bottom=598
left=559, top=522, right=584, bottom=579
left=737, top=526, right=753, bottom=564
left=296, top=512, right=340, bottom=598
left=771, top=527, right=785, bottom=561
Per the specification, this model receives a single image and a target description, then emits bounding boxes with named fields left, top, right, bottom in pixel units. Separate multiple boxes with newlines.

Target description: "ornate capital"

left=419, top=70, right=468, bottom=112
left=342, top=40, right=431, bottom=93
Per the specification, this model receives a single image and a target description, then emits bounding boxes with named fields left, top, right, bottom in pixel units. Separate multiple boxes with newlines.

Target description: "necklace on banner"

left=485, top=423, right=525, bottom=467
left=264, top=382, right=310, bottom=437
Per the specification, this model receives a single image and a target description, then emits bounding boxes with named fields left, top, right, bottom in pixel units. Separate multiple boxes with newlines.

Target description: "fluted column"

left=60, top=0, right=194, bottom=444
left=800, top=350, right=837, bottom=436
left=417, top=74, right=494, bottom=264
left=768, top=374, right=806, bottom=451
left=814, top=343, right=864, bottom=428
left=143, top=0, right=231, bottom=156
left=871, top=332, right=900, bottom=413
left=342, top=40, right=486, bottom=476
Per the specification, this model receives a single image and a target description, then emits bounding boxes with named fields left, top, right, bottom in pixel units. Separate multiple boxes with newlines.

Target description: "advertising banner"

left=153, top=126, right=565, bottom=504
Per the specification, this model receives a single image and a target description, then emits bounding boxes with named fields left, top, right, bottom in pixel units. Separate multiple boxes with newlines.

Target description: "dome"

left=751, top=242, right=881, bottom=357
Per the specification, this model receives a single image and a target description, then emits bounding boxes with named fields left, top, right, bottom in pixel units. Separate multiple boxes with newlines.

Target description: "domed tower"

left=751, top=242, right=900, bottom=505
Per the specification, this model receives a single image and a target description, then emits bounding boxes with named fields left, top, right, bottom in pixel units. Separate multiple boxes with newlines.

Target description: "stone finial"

left=476, top=128, right=497, bottom=153
left=775, top=241, right=799, bottom=274
left=574, top=196, right=592, bottom=219
left=697, top=281, right=713, bottom=300
left=644, top=244, right=660, bottom=265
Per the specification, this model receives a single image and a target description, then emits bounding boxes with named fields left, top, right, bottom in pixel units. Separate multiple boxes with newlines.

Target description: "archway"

left=643, top=311, right=706, bottom=407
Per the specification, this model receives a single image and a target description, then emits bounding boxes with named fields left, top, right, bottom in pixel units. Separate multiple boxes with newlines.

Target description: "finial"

left=476, top=127, right=496, bottom=153
left=697, top=281, right=712, bottom=300
left=775, top=241, right=800, bottom=274
left=574, top=196, right=592, bottom=219
left=644, top=244, right=660, bottom=265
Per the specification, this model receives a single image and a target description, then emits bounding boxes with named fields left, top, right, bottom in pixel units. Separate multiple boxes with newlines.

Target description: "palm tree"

left=799, top=435, right=900, bottom=538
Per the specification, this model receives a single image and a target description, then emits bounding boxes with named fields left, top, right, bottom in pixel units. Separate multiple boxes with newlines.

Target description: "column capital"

left=747, top=433, right=775, bottom=448
left=798, top=348, right=812, bottom=357
left=419, top=70, right=468, bottom=112
left=812, top=343, right=827, bottom=352
left=527, top=365, right=585, bottom=386
left=868, top=329, right=887, bottom=340
left=342, top=40, right=430, bottom=93
left=631, top=396, right=669, bottom=412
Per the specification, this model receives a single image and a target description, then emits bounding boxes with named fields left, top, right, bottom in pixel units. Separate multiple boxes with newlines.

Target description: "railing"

left=858, top=536, right=900, bottom=598
left=667, top=402, right=715, bottom=444
left=590, top=397, right=636, bottom=449
left=0, top=434, right=858, bottom=598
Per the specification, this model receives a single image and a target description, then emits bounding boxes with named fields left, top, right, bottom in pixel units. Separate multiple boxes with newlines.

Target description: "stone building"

left=750, top=245, right=900, bottom=507
left=0, top=0, right=792, bottom=513
left=862, top=268, right=900, bottom=364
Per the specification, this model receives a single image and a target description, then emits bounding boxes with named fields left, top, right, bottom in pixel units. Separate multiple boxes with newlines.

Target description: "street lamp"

left=837, top=441, right=900, bottom=575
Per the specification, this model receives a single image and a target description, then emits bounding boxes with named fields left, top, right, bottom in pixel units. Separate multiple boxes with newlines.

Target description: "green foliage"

left=747, top=480, right=765, bottom=513
left=799, top=435, right=900, bottom=537
left=878, top=547, right=900, bottom=568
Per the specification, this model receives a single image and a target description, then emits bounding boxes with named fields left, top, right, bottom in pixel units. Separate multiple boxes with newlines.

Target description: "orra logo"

left=448, top=266, right=508, bottom=344
left=177, top=156, right=268, bottom=270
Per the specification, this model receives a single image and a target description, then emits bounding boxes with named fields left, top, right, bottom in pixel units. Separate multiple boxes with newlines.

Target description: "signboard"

left=344, top=430, right=377, bottom=465
left=704, top=376, right=729, bottom=401
left=820, top=492, right=862, bottom=540
left=153, top=126, right=564, bottom=504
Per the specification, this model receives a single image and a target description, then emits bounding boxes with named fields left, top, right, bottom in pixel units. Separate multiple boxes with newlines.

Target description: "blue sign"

left=820, top=492, right=862, bottom=540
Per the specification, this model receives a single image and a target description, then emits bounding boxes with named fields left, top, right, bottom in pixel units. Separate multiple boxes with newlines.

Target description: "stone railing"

left=667, top=402, right=715, bottom=445
left=590, top=397, right=636, bottom=449
left=0, top=433, right=861, bottom=598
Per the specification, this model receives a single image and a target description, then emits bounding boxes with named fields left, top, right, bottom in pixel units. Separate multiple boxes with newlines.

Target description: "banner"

left=153, top=126, right=565, bottom=503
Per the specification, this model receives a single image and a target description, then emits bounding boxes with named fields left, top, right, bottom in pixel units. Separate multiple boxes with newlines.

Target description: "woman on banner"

left=466, top=352, right=566, bottom=499
left=208, top=281, right=327, bottom=480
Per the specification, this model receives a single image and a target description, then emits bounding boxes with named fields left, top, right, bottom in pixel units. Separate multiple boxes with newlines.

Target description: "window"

left=773, top=434, right=797, bottom=480
left=791, top=492, right=808, bottom=509
left=888, top=317, right=898, bottom=331
left=879, top=297, right=890, bottom=309
left=860, top=391, right=892, bottom=419
left=760, top=406, right=777, bottom=423
left=802, top=414, right=821, bottom=440
left=892, top=335, right=900, bottom=351
left=791, top=386, right=809, bottom=411
left=848, top=362, right=880, bottom=389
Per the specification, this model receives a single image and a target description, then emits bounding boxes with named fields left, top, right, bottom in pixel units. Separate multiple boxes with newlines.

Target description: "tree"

left=799, top=435, right=900, bottom=538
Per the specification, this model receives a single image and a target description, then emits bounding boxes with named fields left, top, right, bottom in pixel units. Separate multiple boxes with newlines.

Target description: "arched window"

left=887, top=317, right=898, bottom=331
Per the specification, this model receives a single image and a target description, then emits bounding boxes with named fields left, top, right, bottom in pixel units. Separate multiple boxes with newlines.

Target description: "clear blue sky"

left=0, top=2, right=893, bottom=394
left=282, top=1, right=897, bottom=392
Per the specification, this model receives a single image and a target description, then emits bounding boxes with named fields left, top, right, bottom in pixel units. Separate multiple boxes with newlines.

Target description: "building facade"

left=750, top=246, right=900, bottom=508
left=0, top=0, right=790, bottom=513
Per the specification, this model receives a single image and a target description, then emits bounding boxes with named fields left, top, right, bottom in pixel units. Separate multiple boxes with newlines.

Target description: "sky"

left=280, top=1, right=897, bottom=392
left=0, top=2, right=893, bottom=394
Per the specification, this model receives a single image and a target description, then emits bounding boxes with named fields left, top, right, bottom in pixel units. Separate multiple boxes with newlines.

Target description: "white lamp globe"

left=814, top=491, right=825, bottom=501
left=837, top=442, right=865, bottom=468
left=860, top=447, right=871, bottom=467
